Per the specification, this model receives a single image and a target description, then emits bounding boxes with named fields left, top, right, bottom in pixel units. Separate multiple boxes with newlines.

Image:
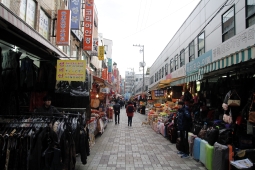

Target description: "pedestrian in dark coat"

left=126, top=101, right=135, bottom=127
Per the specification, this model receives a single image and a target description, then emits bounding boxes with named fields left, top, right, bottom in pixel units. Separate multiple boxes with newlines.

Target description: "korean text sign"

left=56, top=10, right=71, bottom=46
left=83, top=0, right=94, bottom=51
left=56, top=60, right=86, bottom=81
left=186, top=50, right=212, bottom=75
left=69, top=0, right=81, bottom=29
left=98, top=46, right=104, bottom=60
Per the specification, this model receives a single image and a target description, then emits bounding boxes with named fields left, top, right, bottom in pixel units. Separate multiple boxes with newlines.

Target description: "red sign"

left=56, top=10, right=71, bottom=46
left=83, top=0, right=94, bottom=51
left=102, top=68, right=108, bottom=80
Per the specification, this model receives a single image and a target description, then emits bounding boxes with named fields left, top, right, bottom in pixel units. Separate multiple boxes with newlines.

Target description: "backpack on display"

left=127, top=105, right=134, bottom=113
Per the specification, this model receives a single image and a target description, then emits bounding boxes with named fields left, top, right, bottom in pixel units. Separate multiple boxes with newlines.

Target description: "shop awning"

left=0, top=4, right=69, bottom=59
left=199, top=47, right=255, bottom=75
left=149, top=77, right=185, bottom=90
left=170, top=74, right=203, bottom=86
left=93, top=75, right=114, bottom=90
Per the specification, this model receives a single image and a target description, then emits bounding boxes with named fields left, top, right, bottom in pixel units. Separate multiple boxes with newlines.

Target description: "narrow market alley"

left=76, top=108, right=206, bottom=170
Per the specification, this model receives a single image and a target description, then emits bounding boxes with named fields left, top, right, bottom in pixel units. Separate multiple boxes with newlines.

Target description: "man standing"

left=113, top=101, right=121, bottom=125
left=35, top=95, right=60, bottom=114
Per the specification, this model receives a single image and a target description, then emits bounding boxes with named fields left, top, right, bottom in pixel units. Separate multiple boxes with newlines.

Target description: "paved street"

left=76, top=108, right=206, bottom=170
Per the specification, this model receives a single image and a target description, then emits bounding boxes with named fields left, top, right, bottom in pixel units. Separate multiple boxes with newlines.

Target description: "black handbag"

left=217, top=128, right=233, bottom=145
left=191, top=121, right=203, bottom=135
left=205, top=127, right=219, bottom=146
left=238, top=135, right=253, bottom=149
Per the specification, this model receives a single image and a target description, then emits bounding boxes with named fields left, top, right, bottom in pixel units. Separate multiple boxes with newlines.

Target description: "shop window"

left=159, top=69, right=161, bottom=80
left=165, top=63, right=168, bottom=75
left=170, top=59, right=174, bottom=73
left=222, top=6, right=235, bottom=42
left=198, top=32, right=205, bottom=56
left=175, top=55, right=179, bottom=70
left=19, top=0, right=36, bottom=29
left=39, top=9, right=50, bottom=40
left=162, top=66, right=164, bottom=78
left=246, top=0, right=255, bottom=28
left=189, top=40, right=195, bottom=62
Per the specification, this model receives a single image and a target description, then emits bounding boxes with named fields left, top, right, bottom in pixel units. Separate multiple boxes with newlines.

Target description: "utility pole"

left=133, top=44, right=144, bottom=93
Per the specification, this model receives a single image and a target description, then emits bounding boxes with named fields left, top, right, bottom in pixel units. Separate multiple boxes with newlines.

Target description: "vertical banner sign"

left=98, top=46, right=104, bottom=60
left=102, top=68, right=108, bottom=80
left=56, top=60, right=86, bottom=81
left=69, top=0, right=81, bottom=29
left=108, top=58, right=112, bottom=73
left=92, top=38, right=98, bottom=56
left=83, top=0, right=94, bottom=51
left=56, top=10, right=71, bottom=46
left=108, top=72, right=112, bottom=83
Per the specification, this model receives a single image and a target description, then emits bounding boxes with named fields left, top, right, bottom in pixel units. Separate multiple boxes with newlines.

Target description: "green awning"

left=199, top=47, right=255, bottom=75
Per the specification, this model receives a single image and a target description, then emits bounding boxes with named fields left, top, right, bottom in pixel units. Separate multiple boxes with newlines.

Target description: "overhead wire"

left=123, top=0, right=199, bottom=39
left=136, top=0, right=143, bottom=32
left=144, top=0, right=152, bottom=29
left=139, top=0, right=149, bottom=31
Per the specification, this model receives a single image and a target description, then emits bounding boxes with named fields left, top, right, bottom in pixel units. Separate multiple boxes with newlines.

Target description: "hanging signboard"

left=83, top=0, right=94, bottom=51
left=69, top=0, right=81, bottom=29
left=56, top=10, right=71, bottom=46
left=98, top=46, right=104, bottom=60
left=56, top=60, right=86, bottom=81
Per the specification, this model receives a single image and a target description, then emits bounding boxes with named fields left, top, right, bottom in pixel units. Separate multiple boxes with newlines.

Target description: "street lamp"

left=133, top=44, right=144, bottom=93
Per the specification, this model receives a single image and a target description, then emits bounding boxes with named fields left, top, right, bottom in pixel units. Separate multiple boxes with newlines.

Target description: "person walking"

left=113, top=101, right=121, bottom=125
left=126, top=101, right=135, bottom=127
left=133, top=100, right=137, bottom=112
left=177, top=99, right=192, bottom=158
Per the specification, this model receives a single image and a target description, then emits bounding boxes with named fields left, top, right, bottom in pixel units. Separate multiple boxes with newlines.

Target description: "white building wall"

left=149, top=0, right=248, bottom=89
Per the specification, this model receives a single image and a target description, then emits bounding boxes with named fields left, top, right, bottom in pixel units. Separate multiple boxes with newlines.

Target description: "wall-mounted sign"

left=72, top=30, right=83, bottom=42
left=56, top=60, right=86, bottom=81
left=98, top=46, right=104, bottom=60
left=39, top=9, right=49, bottom=39
left=108, top=58, right=112, bottom=73
left=69, top=0, right=81, bottom=29
left=186, top=50, right=212, bottom=75
left=26, top=0, right=36, bottom=28
left=83, top=0, right=94, bottom=51
left=56, top=10, right=71, bottom=46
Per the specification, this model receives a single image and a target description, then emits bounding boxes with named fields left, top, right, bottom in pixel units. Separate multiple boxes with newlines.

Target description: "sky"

left=95, top=0, right=201, bottom=77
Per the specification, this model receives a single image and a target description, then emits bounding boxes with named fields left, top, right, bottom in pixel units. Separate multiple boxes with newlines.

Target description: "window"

left=159, top=69, right=161, bottom=79
left=136, top=78, right=138, bottom=81
left=246, top=0, right=255, bottom=27
left=170, top=59, right=174, bottom=73
left=39, top=9, right=50, bottom=40
left=175, top=55, right=179, bottom=70
left=189, top=41, right=195, bottom=62
left=162, top=67, right=164, bottom=78
left=19, top=0, right=36, bottom=28
left=104, top=45, right=108, bottom=51
left=165, top=63, right=168, bottom=75
left=155, top=73, right=157, bottom=82
left=222, top=6, right=235, bottom=42
left=198, top=32, right=205, bottom=56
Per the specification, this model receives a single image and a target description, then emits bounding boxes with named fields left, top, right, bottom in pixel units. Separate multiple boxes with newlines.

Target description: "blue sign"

left=69, top=0, right=81, bottom=29
left=108, top=58, right=112, bottom=73
left=186, top=50, right=212, bottom=75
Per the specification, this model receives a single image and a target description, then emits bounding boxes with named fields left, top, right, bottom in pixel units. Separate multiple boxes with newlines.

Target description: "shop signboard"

left=91, top=38, right=98, bottom=56
left=186, top=50, right=212, bottom=75
left=69, top=0, right=81, bottom=29
left=83, top=0, right=94, bottom=51
left=56, top=10, right=71, bottom=46
left=108, top=58, right=112, bottom=73
left=98, top=46, right=104, bottom=60
left=108, top=72, right=112, bottom=83
left=102, top=68, right=108, bottom=80
left=26, top=0, right=36, bottom=28
left=56, top=60, right=86, bottom=81
left=213, top=24, right=255, bottom=61
left=39, top=9, right=49, bottom=39
left=171, top=67, right=185, bottom=78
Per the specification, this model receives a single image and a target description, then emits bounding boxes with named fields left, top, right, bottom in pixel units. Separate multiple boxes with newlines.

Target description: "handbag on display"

left=228, top=91, right=241, bottom=107
left=248, top=94, right=255, bottom=124
left=217, top=128, right=233, bottom=145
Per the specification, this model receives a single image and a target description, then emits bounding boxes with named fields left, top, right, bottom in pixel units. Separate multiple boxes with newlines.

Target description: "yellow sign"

left=56, top=60, right=86, bottom=81
left=98, top=46, right=104, bottom=60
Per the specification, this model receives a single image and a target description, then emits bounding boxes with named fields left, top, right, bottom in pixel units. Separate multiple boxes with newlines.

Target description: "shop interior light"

left=170, top=92, right=173, bottom=95
left=222, top=75, right=227, bottom=78
left=168, top=95, right=170, bottom=98
left=96, top=94, right=99, bottom=98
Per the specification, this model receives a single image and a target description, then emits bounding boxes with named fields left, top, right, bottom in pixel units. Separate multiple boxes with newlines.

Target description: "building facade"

left=149, top=0, right=255, bottom=89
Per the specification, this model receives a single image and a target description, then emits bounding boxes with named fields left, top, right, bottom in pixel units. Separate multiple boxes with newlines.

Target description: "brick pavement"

left=76, top=108, right=206, bottom=170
